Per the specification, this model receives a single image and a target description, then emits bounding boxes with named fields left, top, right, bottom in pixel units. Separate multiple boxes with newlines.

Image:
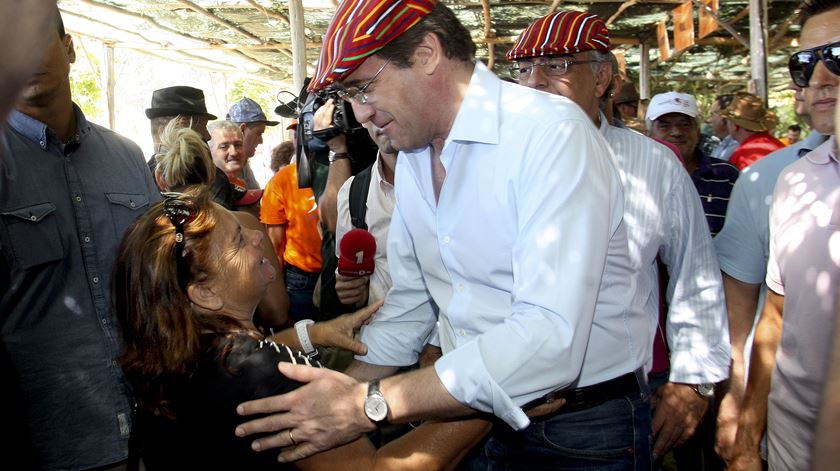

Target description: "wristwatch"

left=328, top=150, right=349, bottom=163
left=294, top=319, right=317, bottom=358
left=364, top=380, right=389, bottom=423
left=690, top=383, right=715, bottom=399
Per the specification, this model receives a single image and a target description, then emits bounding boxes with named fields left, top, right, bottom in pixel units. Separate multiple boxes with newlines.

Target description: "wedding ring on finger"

left=288, top=428, right=297, bottom=446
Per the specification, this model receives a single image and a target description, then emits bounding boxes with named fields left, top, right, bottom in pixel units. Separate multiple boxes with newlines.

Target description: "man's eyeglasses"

left=788, top=40, right=840, bottom=88
left=510, top=57, right=600, bottom=80
left=336, top=59, right=391, bottom=105
left=162, top=192, right=197, bottom=289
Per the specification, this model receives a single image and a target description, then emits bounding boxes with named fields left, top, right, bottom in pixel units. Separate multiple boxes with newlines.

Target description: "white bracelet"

left=295, top=319, right=317, bottom=356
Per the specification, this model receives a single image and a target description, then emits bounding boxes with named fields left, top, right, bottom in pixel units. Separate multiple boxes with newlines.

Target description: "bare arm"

left=295, top=418, right=491, bottom=471
left=716, top=273, right=761, bottom=460
left=266, top=224, right=286, bottom=267
left=811, top=297, right=840, bottom=470
left=268, top=302, right=383, bottom=356
left=235, top=212, right=289, bottom=328
left=236, top=364, right=475, bottom=462
left=313, top=99, right=353, bottom=235
left=728, top=289, right=784, bottom=470
left=319, top=158, right=352, bottom=234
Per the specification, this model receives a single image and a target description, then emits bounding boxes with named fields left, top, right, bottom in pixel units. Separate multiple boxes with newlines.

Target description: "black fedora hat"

left=145, top=86, right=217, bottom=120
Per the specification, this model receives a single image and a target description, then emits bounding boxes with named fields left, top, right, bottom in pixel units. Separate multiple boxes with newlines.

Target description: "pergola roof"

left=58, top=0, right=803, bottom=92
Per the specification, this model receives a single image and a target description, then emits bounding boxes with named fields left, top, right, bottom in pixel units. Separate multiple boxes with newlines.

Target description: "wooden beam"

left=481, top=0, right=496, bottom=68
left=243, top=0, right=290, bottom=25
left=74, top=0, right=287, bottom=73
left=547, top=0, right=563, bottom=15
left=173, top=0, right=263, bottom=44
left=691, top=0, right=749, bottom=48
left=606, top=0, right=640, bottom=26
left=289, top=0, right=307, bottom=91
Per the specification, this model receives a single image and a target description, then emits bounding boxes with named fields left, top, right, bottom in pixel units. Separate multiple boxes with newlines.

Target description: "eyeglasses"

left=510, top=57, right=600, bottom=80
left=162, top=192, right=197, bottom=289
left=788, top=40, right=840, bottom=88
left=336, top=59, right=390, bottom=105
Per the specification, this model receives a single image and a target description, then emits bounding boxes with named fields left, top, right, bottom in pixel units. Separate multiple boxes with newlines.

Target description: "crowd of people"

left=1, top=0, right=839, bottom=470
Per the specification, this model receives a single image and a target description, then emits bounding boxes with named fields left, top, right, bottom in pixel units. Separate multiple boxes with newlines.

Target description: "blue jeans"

left=477, top=372, right=653, bottom=470
left=285, top=265, right=319, bottom=322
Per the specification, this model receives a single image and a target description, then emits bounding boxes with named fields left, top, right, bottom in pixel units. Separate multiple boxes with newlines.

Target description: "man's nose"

left=351, top=101, right=375, bottom=124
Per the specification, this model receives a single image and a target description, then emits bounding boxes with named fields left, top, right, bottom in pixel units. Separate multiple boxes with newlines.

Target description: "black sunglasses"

left=161, top=192, right=197, bottom=289
left=788, top=40, right=840, bottom=88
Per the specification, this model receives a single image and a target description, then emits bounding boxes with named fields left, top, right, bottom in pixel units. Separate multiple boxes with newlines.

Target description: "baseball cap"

left=226, top=97, right=279, bottom=126
left=645, top=92, right=699, bottom=121
left=308, top=0, right=437, bottom=92
left=506, top=10, right=610, bottom=60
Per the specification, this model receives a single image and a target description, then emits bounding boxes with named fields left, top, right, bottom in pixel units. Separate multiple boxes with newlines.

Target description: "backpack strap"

left=348, top=164, right=374, bottom=230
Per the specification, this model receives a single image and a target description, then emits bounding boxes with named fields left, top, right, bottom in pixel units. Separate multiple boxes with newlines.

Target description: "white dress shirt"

left=357, top=62, right=649, bottom=430
left=600, top=117, right=730, bottom=384
left=335, top=155, right=396, bottom=305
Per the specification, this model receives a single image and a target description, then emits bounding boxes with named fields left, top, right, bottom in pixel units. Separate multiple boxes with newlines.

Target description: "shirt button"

left=442, top=236, right=451, bottom=244
left=459, top=329, right=467, bottom=337
left=457, top=284, right=465, bottom=293
left=92, top=276, right=100, bottom=284
left=129, top=201, right=136, bottom=208
left=75, top=195, right=82, bottom=202
left=29, top=215, right=37, bottom=221
left=83, top=236, right=91, bottom=243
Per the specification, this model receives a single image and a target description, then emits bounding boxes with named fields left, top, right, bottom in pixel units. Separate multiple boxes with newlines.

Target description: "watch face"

left=364, top=395, right=388, bottom=422
left=696, top=383, right=715, bottom=397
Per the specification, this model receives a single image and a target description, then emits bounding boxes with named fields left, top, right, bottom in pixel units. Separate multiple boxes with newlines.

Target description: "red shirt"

left=729, top=132, right=785, bottom=170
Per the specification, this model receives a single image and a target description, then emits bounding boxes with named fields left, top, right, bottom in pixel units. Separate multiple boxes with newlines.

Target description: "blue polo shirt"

left=0, top=105, right=160, bottom=469
left=690, top=148, right=740, bottom=236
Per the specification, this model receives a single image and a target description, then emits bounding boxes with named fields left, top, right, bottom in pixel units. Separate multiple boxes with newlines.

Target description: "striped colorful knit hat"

left=506, top=10, right=610, bottom=61
left=308, top=0, right=437, bottom=92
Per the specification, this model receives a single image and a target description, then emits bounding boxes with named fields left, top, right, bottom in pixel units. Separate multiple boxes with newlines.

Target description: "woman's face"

left=208, top=206, right=276, bottom=317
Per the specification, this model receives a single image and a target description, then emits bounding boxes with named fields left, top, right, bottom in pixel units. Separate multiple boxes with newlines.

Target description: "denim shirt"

left=0, top=105, right=160, bottom=469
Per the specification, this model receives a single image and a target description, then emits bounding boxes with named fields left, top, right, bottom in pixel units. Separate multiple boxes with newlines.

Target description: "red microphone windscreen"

left=338, top=229, right=376, bottom=276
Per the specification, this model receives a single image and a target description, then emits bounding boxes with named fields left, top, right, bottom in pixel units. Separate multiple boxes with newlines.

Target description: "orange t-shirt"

left=260, top=163, right=322, bottom=272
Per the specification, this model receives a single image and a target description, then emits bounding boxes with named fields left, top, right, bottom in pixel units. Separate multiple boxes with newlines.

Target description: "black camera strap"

left=348, top=163, right=374, bottom=231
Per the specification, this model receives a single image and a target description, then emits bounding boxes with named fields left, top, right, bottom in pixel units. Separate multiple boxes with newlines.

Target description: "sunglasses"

left=161, top=192, right=197, bottom=289
left=788, top=40, right=840, bottom=88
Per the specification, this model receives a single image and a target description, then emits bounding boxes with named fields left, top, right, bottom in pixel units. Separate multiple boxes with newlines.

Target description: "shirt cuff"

left=433, top=338, right=530, bottom=430
left=668, top=340, right=731, bottom=384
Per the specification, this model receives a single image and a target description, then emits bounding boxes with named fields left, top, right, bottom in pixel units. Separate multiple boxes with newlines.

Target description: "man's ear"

left=187, top=282, right=224, bottom=312
left=594, top=62, right=613, bottom=100
left=413, top=32, right=442, bottom=75
left=239, top=123, right=248, bottom=135
left=65, top=34, right=76, bottom=64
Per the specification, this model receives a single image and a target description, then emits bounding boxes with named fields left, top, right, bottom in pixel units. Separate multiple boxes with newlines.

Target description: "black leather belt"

left=529, top=369, right=643, bottom=416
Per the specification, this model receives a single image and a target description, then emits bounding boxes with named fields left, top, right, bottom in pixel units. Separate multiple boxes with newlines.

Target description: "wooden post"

left=288, top=0, right=306, bottom=92
left=102, top=42, right=115, bottom=130
left=639, top=43, right=650, bottom=100
left=749, top=0, right=768, bottom=101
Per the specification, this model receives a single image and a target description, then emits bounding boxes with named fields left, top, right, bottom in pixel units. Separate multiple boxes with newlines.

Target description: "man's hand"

left=335, top=273, right=370, bottom=307
left=726, top=446, right=763, bottom=471
left=715, top=386, right=740, bottom=462
left=313, top=99, right=348, bottom=152
left=651, top=382, right=710, bottom=457
left=309, top=300, right=382, bottom=355
left=236, top=363, right=377, bottom=462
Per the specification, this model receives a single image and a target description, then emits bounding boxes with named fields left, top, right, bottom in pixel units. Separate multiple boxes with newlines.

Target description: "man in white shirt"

left=509, top=10, right=730, bottom=465
left=235, top=2, right=650, bottom=467
left=333, top=122, right=397, bottom=307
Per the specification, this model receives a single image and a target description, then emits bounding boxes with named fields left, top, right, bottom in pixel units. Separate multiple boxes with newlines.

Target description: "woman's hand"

left=309, top=300, right=383, bottom=355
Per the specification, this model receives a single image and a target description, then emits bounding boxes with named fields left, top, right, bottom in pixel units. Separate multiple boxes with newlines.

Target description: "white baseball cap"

left=646, top=92, right=699, bottom=121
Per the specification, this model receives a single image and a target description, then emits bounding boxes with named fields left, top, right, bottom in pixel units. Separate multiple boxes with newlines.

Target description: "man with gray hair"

left=208, top=119, right=247, bottom=186
left=227, top=97, right=279, bottom=189
left=509, top=9, right=730, bottom=464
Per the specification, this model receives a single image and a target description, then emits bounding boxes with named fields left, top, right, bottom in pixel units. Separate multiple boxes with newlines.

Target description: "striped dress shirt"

left=600, top=116, right=731, bottom=384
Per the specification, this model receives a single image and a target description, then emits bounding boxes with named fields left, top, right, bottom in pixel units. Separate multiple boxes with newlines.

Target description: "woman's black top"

left=133, top=334, right=317, bottom=470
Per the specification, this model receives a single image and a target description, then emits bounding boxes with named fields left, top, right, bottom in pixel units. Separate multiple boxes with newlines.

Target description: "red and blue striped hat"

left=506, top=10, right=610, bottom=61
left=308, top=0, right=437, bottom=92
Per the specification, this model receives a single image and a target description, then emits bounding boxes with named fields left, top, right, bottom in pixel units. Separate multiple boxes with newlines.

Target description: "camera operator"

left=313, top=98, right=354, bottom=235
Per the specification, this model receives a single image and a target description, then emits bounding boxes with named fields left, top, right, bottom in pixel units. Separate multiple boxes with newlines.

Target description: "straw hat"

left=721, top=92, right=776, bottom=132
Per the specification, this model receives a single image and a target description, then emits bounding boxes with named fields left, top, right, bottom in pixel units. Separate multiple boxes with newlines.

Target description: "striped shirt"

left=601, top=117, right=730, bottom=384
left=690, top=149, right=739, bottom=236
